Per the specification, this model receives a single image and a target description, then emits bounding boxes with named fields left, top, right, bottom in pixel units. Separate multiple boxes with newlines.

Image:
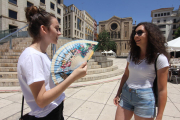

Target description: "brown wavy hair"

left=129, top=22, right=169, bottom=64
left=25, top=6, right=55, bottom=44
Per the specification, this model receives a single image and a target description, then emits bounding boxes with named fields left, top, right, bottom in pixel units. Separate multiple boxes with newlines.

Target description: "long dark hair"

left=25, top=6, right=55, bottom=44
left=130, top=22, right=169, bottom=64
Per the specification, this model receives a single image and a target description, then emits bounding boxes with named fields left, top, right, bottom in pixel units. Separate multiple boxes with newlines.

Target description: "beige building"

left=151, top=6, right=180, bottom=41
left=0, top=0, right=64, bottom=37
left=81, top=10, right=94, bottom=40
left=99, top=16, right=133, bottom=57
left=63, top=4, right=85, bottom=39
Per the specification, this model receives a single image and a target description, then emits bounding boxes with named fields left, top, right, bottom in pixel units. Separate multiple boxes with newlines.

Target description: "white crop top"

left=126, top=54, right=169, bottom=89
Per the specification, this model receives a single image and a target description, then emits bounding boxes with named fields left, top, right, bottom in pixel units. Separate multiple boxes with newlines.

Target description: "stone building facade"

left=0, top=0, right=63, bottom=37
left=99, top=16, right=133, bottom=56
left=63, top=4, right=85, bottom=39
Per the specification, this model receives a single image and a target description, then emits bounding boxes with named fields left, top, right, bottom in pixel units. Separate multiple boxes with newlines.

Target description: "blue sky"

left=64, top=0, right=180, bottom=24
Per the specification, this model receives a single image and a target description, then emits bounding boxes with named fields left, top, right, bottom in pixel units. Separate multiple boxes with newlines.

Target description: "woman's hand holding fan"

left=51, top=40, right=98, bottom=85
left=71, top=62, right=87, bottom=81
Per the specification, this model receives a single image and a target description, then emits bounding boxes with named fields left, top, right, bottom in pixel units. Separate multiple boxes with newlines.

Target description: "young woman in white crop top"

left=17, top=6, right=87, bottom=119
left=113, top=22, right=169, bottom=120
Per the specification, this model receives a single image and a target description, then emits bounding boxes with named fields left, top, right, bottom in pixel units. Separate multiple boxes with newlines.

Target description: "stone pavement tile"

left=71, top=101, right=104, bottom=120
left=113, top=83, right=120, bottom=94
left=82, top=84, right=102, bottom=91
left=171, top=83, right=180, bottom=88
left=103, top=81, right=118, bottom=87
left=0, top=87, right=21, bottom=91
left=71, top=90, right=94, bottom=101
left=67, top=117, right=81, bottom=120
left=4, top=92, right=24, bottom=104
left=167, top=87, right=180, bottom=94
left=173, top=102, right=180, bottom=111
left=96, top=84, right=115, bottom=94
left=64, top=98, right=84, bottom=116
left=64, top=88, right=82, bottom=98
left=0, top=92, right=19, bottom=99
left=163, top=102, right=180, bottom=117
left=167, top=96, right=171, bottom=102
left=64, top=115, right=69, bottom=120
left=88, top=92, right=111, bottom=104
left=0, top=102, right=28, bottom=120
left=168, top=93, right=180, bottom=104
left=162, top=116, right=180, bottom=120
left=97, top=105, right=116, bottom=120
left=0, top=99, right=13, bottom=109
left=107, top=93, right=116, bottom=106
left=5, top=107, right=31, bottom=120
left=167, top=82, right=175, bottom=88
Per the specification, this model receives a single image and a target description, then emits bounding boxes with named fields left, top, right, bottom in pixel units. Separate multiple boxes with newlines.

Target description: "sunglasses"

left=133, top=30, right=144, bottom=36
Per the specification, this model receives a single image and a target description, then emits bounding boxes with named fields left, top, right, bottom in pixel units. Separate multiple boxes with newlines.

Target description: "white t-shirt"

left=17, top=47, right=65, bottom=118
left=126, top=54, right=169, bottom=89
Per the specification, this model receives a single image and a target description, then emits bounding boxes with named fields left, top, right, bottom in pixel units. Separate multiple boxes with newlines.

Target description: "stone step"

left=0, top=59, right=18, bottom=63
left=8, top=49, right=24, bottom=53
left=0, top=63, right=17, bottom=67
left=97, top=59, right=113, bottom=68
left=0, top=56, right=20, bottom=59
left=0, top=46, right=9, bottom=49
left=0, top=67, right=17, bottom=72
left=87, top=65, right=118, bottom=75
left=20, top=41, right=32, bottom=44
left=87, top=61, right=98, bottom=65
left=0, top=72, right=17, bottom=79
left=0, top=65, right=119, bottom=79
left=12, top=46, right=27, bottom=50
left=3, top=52, right=21, bottom=56
left=0, top=49, right=9, bottom=52
left=87, top=64, right=101, bottom=69
left=0, top=79, right=19, bottom=86
left=0, top=68, right=124, bottom=86
left=76, top=69, right=124, bottom=82
left=15, top=43, right=31, bottom=47
left=88, top=59, right=95, bottom=62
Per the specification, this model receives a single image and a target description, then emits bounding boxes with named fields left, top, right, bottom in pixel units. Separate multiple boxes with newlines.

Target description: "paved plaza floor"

left=0, top=58, right=180, bottom=120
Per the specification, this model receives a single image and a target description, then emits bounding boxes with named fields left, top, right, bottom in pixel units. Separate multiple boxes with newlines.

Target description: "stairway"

left=0, top=37, right=124, bottom=86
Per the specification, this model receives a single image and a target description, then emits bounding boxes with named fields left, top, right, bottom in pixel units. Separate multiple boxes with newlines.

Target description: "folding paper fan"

left=51, top=40, right=98, bottom=85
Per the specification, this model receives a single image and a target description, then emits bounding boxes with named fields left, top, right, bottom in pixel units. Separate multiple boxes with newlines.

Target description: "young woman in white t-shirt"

left=113, top=22, right=169, bottom=120
left=17, top=6, right=87, bottom=119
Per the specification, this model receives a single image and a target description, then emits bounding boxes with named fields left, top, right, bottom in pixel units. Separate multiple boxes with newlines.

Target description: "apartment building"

left=151, top=6, right=180, bottom=41
left=63, top=4, right=85, bottom=39
left=81, top=10, right=94, bottom=40
left=0, top=0, right=64, bottom=37
left=94, top=19, right=97, bottom=41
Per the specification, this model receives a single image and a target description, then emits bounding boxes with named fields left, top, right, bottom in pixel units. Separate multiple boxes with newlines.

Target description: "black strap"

left=154, top=54, right=160, bottom=82
left=20, top=95, right=24, bottom=119
left=153, top=54, right=160, bottom=107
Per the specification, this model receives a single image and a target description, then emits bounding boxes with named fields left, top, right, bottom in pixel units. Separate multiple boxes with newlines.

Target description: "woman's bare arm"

left=29, top=62, right=87, bottom=108
left=115, top=62, right=129, bottom=97
left=156, top=66, right=169, bottom=120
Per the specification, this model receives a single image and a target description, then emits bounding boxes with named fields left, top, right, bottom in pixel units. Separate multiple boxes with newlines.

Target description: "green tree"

left=97, top=30, right=117, bottom=51
left=175, top=27, right=180, bottom=38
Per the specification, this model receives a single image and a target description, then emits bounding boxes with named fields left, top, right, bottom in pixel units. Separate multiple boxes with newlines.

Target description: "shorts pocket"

left=136, top=92, right=154, bottom=101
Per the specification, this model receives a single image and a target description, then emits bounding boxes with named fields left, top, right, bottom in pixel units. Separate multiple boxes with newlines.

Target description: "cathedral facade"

left=99, top=16, right=133, bottom=57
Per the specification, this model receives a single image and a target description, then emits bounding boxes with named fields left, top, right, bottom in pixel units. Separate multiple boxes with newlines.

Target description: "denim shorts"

left=119, top=83, right=156, bottom=118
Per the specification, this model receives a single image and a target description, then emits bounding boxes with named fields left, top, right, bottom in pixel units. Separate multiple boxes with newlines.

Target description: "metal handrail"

left=0, top=24, right=28, bottom=42
left=0, top=24, right=28, bottom=49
